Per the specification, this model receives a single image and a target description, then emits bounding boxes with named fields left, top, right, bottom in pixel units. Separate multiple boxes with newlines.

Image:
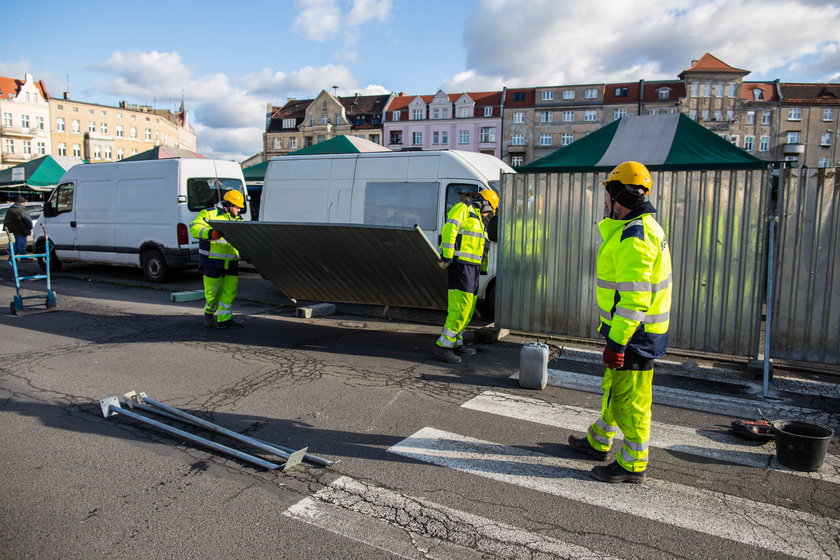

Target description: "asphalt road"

left=1, top=259, right=838, bottom=560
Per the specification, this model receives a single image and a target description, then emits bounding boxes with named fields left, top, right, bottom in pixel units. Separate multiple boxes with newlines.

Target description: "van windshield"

left=187, top=178, right=246, bottom=212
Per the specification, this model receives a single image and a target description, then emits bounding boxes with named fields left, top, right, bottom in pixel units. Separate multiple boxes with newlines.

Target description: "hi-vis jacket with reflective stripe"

left=596, top=202, right=672, bottom=359
left=189, top=204, right=243, bottom=269
left=439, top=201, right=487, bottom=265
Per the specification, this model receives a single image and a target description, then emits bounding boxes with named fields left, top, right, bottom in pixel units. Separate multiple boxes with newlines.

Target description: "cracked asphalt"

left=1, top=260, right=837, bottom=559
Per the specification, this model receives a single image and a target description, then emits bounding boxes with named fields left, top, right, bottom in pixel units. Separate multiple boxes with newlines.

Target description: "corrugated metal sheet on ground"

left=211, top=221, right=448, bottom=310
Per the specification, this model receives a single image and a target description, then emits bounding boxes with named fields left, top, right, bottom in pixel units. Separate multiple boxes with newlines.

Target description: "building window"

left=100, top=122, right=108, bottom=134
left=657, top=89, right=670, bottom=99
left=145, top=128, right=151, bottom=140
left=562, top=111, right=574, bottom=122
left=787, top=108, right=801, bottom=121
left=4, top=139, right=13, bottom=153
left=614, top=87, right=629, bottom=97
left=117, top=148, right=124, bottom=160
left=480, top=127, right=495, bottom=143
left=613, top=108, right=627, bottom=120
left=702, top=110, right=710, bottom=121
left=821, top=132, right=832, bottom=146
left=36, top=116, right=45, bottom=130
left=320, top=115, right=328, bottom=125
left=22, top=140, right=31, bottom=154
left=716, top=82, right=724, bottom=97
left=513, top=112, right=524, bottom=124
left=2, top=112, right=11, bottom=126
left=116, top=125, right=124, bottom=137
left=410, top=108, right=423, bottom=120
left=541, top=91, right=554, bottom=100
left=787, top=131, right=800, bottom=144
left=93, top=145, right=101, bottom=159
left=823, top=109, right=834, bottom=121
left=819, top=157, right=830, bottom=167
left=753, top=88, right=764, bottom=101
left=561, top=133, right=574, bottom=145
left=391, top=111, right=400, bottom=121
left=432, top=131, right=440, bottom=145
left=288, top=137, right=297, bottom=149
left=726, top=110, right=734, bottom=122
left=390, top=131, right=403, bottom=145
left=584, top=88, right=598, bottom=99
left=56, top=117, right=65, bottom=131
left=37, top=141, right=46, bottom=155
left=73, top=144, right=81, bottom=157
left=703, top=82, right=711, bottom=97
left=690, top=82, right=699, bottom=97
left=762, top=111, right=771, bottom=125
left=540, top=111, right=552, bottom=123
left=690, top=109, right=697, bottom=120
left=58, top=142, right=66, bottom=156
left=104, top=146, right=112, bottom=160
left=511, top=134, right=525, bottom=145
left=728, top=83, right=737, bottom=98
left=562, top=90, right=575, bottom=100
left=483, top=107, right=492, bottom=117
left=513, top=92, right=526, bottom=102
left=744, top=136, right=754, bottom=151
left=317, top=134, right=325, bottom=143
left=584, top=110, right=597, bottom=122
left=130, top=127, right=137, bottom=139
left=759, top=136, right=770, bottom=152
left=458, top=130, right=469, bottom=144
left=441, top=131, right=448, bottom=145
left=714, top=110, right=722, bottom=121
left=459, top=107, right=471, bottom=118
left=71, top=119, right=79, bottom=133
left=21, top=114, right=30, bottom=128
left=432, top=108, right=440, bottom=119
left=539, top=134, right=552, bottom=146
left=88, top=121, right=95, bottom=132
left=729, top=135, right=738, bottom=145
left=649, top=109, right=659, bottom=115
left=511, top=156, right=524, bottom=166
left=412, top=131, right=423, bottom=145
left=282, top=118, right=295, bottom=128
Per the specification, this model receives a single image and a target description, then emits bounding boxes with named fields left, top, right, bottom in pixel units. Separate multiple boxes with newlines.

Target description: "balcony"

left=783, top=143, right=806, bottom=154
left=2, top=152, right=33, bottom=163
left=1, top=125, right=38, bottom=138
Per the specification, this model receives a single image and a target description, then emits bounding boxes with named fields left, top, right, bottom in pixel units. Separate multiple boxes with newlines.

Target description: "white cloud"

left=192, top=122, right=264, bottom=162
left=244, top=64, right=361, bottom=98
left=292, top=0, right=391, bottom=60
left=292, top=0, right=342, bottom=41
left=456, top=0, right=840, bottom=87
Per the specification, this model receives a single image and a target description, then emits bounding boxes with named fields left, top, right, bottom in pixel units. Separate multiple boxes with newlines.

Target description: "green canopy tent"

left=120, top=146, right=206, bottom=161
left=518, top=113, right=767, bottom=172
left=0, top=155, right=86, bottom=201
left=288, top=134, right=391, bottom=156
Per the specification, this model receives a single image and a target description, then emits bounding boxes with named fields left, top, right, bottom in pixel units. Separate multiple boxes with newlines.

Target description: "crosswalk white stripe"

left=462, top=391, right=840, bottom=484
left=527, top=369, right=838, bottom=430
left=388, top=427, right=840, bottom=560
left=284, top=476, right=621, bottom=560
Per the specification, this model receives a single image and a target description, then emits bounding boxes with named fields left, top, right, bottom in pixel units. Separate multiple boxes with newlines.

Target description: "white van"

left=34, top=158, right=249, bottom=282
left=259, top=150, right=513, bottom=308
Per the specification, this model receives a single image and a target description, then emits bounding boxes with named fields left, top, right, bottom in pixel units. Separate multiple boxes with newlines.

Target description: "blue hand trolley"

left=8, top=234, right=57, bottom=315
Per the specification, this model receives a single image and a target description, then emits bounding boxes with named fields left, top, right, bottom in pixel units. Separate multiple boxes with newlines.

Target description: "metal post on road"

left=762, top=216, right=778, bottom=399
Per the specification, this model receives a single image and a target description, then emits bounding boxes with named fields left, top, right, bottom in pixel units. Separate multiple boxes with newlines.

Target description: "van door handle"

left=70, top=221, right=77, bottom=228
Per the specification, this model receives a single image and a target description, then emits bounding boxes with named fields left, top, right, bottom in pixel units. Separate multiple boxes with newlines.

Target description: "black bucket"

left=772, top=420, right=834, bottom=472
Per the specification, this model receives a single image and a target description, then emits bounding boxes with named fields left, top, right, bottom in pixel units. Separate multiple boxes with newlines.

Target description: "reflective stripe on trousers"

left=203, top=274, right=239, bottom=321
left=586, top=366, right=653, bottom=473
left=436, top=288, right=477, bottom=348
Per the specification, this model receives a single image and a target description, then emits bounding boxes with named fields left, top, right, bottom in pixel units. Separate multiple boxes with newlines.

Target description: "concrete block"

left=296, top=303, right=336, bottom=318
left=170, top=290, right=205, bottom=302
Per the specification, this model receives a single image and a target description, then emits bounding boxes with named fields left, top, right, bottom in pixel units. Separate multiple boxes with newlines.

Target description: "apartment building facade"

left=777, top=83, right=840, bottom=168
left=0, top=74, right=52, bottom=170
left=49, top=96, right=195, bottom=163
left=382, top=90, right=504, bottom=157
left=264, top=90, right=392, bottom=158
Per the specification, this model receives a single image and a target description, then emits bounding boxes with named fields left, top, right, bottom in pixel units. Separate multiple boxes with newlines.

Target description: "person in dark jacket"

left=3, top=196, right=33, bottom=259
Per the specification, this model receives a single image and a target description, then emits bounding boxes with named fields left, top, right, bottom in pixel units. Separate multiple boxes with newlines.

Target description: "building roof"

left=603, top=82, right=642, bottom=104
left=0, top=75, right=50, bottom=100
left=741, top=82, right=779, bottom=102
left=267, top=94, right=390, bottom=132
left=679, top=53, right=749, bottom=77
left=641, top=80, right=685, bottom=102
left=504, top=88, right=536, bottom=106
left=779, top=83, right=840, bottom=105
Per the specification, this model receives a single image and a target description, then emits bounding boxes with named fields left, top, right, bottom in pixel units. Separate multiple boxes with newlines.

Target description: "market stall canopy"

left=288, top=134, right=391, bottom=156
left=518, top=113, right=767, bottom=172
left=0, top=155, right=86, bottom=191
left=242, top=160, right=269, bottom=182
left=120, top=146, right=207, bottom=161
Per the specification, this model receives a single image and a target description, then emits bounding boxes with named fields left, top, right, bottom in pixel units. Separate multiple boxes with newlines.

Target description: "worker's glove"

left=603, top=347, right=625, bottom=370
left=437, top=260, right=450, bottom=270
left=210, top=229, right=222, bottom=240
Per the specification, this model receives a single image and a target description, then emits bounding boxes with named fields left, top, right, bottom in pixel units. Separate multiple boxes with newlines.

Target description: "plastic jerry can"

left=519, top=342, right=549, bottom=390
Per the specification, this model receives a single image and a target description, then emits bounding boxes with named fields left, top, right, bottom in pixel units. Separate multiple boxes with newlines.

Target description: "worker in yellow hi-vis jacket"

left=568, top=161, right=672, bottom=483
left=434, top=189, right=499, bottom=364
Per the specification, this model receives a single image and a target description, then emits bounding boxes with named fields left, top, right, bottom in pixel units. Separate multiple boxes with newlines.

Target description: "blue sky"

left=3, top=0, right=839, bottom=161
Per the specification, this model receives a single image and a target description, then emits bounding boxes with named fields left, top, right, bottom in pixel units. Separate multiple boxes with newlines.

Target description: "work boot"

left=203, top=313, right=215, bottom=328
left=433, top=345, right=462, bottom=364
left=590, top=460, right=646, bottom=484
left=216, top=317, right=244, bottom=329
left=454, top=345, right=477, bottom=356
left=568, top=434, right=609, bottom=461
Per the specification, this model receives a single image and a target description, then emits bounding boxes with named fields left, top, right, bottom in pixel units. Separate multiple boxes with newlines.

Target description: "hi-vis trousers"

left=202, top=263, right=239, bottom=323
left=585, top=367, right=653, bottom=472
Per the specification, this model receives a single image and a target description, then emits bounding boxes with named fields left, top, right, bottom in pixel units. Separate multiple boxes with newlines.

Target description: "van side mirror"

left=43, top=201, right=57, bottom=218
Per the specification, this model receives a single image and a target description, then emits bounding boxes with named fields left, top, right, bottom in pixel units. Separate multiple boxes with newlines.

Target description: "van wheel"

left=37, top=245, right=63, bottom=273
left=141, top=248, right=170, bottom=283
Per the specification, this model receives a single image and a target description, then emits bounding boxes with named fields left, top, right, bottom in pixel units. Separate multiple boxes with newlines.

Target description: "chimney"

left=63, top=92, right=70, bottom=100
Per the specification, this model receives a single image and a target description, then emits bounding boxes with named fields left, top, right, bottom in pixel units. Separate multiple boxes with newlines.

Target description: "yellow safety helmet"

left=478, top=189, right=499, bottom=213
left=601, top=161, right=652, bottom=193
left=223, top=190, right=245, bottom=208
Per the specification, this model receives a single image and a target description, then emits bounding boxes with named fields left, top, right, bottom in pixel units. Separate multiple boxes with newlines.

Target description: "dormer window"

left=657, top=88, right=670, bottom=99
left=412, top=108, right=424, bottom=120
left=753, top=88, right=764, bottom=101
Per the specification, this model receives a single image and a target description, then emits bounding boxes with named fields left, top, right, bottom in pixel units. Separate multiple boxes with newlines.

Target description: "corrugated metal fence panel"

left=498, top=169, right=768, bottom=356
left=214, top=221, right=448, bottom=310
left=772, top=168, right=840, bottom=363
